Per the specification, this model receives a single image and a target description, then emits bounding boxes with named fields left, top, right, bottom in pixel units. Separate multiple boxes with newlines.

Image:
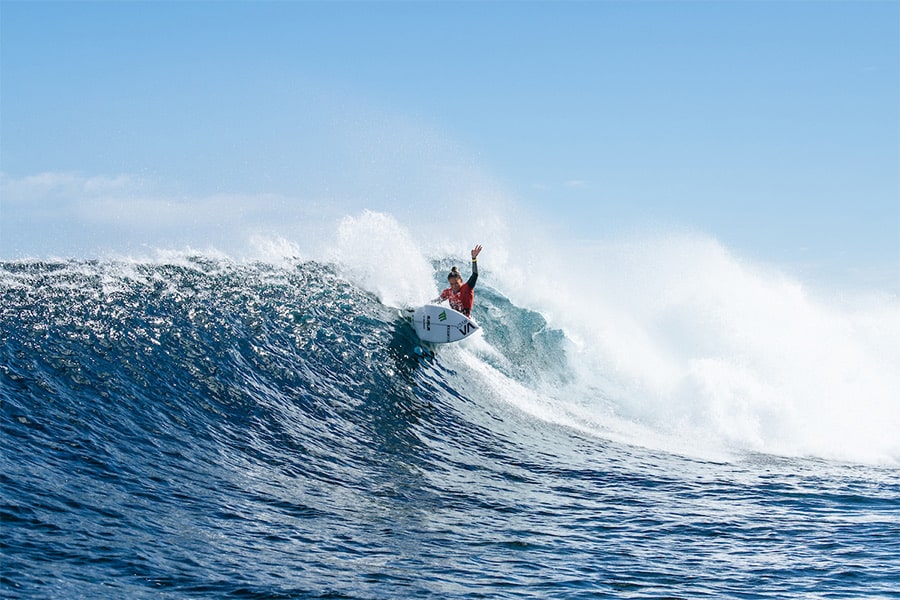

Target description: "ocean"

left=2, top=228, right=899, bottom=598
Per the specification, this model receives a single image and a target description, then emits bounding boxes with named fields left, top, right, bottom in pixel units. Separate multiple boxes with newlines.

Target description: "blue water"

left=2, top=256, right=899, bottom=599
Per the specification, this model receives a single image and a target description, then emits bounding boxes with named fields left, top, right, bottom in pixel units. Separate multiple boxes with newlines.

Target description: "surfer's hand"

left=471, top=245, right=483, bottom=260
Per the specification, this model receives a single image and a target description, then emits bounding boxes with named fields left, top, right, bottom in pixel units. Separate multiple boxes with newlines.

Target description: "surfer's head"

left=447, top=267, right=463, bottom=291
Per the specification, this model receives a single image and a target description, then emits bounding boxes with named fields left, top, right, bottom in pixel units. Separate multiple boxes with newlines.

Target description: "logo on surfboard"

left=457, top=321, right=476, bottom=335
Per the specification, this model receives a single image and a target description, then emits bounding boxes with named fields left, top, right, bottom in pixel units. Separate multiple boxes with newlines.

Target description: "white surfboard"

left=408, top=303, right=480, bottom=344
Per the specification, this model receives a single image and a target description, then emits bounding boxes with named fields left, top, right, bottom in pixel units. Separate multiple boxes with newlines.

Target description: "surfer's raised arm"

left=437, top=245, right=483, bottom=317
left=468, top=244, right=482, bottom=288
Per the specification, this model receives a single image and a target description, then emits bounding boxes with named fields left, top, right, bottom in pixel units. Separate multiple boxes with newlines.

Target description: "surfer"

left=438, top=245, right=482, bottom=317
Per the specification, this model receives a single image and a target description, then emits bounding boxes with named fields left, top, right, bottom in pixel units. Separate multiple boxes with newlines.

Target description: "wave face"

left=2, top=255, right=899, bottom=599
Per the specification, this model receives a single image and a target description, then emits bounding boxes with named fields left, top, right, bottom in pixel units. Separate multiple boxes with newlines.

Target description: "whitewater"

left=2, top=210, right=899, bottom=598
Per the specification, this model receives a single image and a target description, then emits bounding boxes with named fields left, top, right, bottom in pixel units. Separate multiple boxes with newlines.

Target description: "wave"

left=3, top=234, right=900, bottom=599
left=2, top=211, right=898, bottom=469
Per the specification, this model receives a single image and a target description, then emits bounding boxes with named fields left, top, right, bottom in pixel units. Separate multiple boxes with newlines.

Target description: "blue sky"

left=1, top=1, right=898, bottom=288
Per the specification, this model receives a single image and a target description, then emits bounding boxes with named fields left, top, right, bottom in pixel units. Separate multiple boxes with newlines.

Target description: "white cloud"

left=0, top=171, right=144, bottom=203
left=0, top=171, right=334, bottom=258
left=1, top=171, right=288, bottom=227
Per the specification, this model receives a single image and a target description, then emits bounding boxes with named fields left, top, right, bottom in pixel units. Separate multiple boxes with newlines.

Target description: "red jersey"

left=440, top=283, right=475, bottom=317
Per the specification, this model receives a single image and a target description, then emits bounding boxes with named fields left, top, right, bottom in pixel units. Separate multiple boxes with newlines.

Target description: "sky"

left=1, top=0, right=898, bottom=289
